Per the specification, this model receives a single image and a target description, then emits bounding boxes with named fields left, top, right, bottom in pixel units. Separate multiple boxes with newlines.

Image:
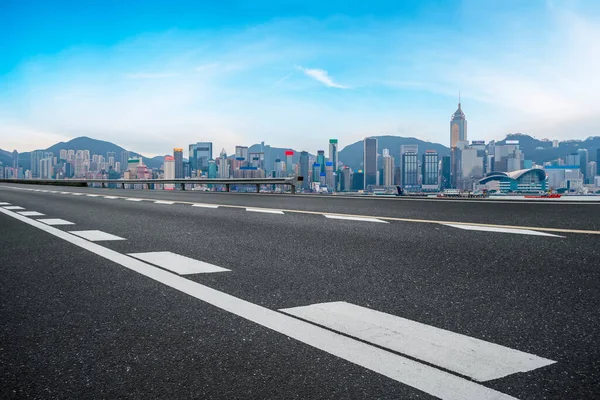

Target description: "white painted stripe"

left=17, top=211, right=45, bottom=216
left=86, top=194, right=100, bottom=197
left=154, top=200, right=174, bottom=204
left=37, top=218, right=75, bottom=226
left=192, top=203, right=219, bottom=209
left=281, top=301, right=555, bottom=382
left=69, top=230, right=126, bottom=241
left=126, top=198, right=143, bottom=202
left=49, top=191, right=59, bottom=193
left=60, top=191, right=71, bottom=194
left=0, top=202, right=11, bottom=205
left=71, top=192, right=84, bottom=196
left=324, top=214, right=388, bottom=223
left=128, top=252, right=230, bottom=274
left=0, top=206, right=520, bottom=400
left=246, top=208, right=284, bottom=214
left=104, top=196, right=119, bottom=199
left=443, top=223, right=564, bottom=238
left=3, top=206, right=25, bottom=210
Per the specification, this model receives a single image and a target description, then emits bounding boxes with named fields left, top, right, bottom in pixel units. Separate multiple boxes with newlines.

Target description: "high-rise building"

left=329, top=139, right=338, bottom=169
left=401, top=149, right=418, bottom=189
left=340, top=167, right=352, bottom=191
left=192, top=142, right=213, bottom=173
left=312, top=163, right=321, bottom=183
left=578, top=149, right=588, bottom=183
left=363, top=137, right=377, bottom=190
left=325, top=161, right=334, bottom=188
left=173, top=148, right=184, bottom=179
left=422, top=151, right=439, bottom=188
left=218, top=149, right=229, bottom=178
left=207, top=159, right=217, bottom=179
left=12, top=150, right=18, bottom=169
left=235, top=146, right=249, bottom=161
left=597, top=148, right=600, bottom=176
left=450, top=99, right=467, bottom=148
left=120, top=151, right=129, bottom=171
left=285, top=150, right=294, bottom=176
left=383, top=153, right=394, bottom=186
left=566, top=153, right=580, bottom=166
left=299, top=151, right=309, bottom=190
left=587, top=161, right=597, bottom=181
left=163, top=155, right=175, bottom=189
left=106, top=152, right=116, bottom=164
left=317, top=150, right=325, bottom=174
left=441, top=155, right=452, bottom=189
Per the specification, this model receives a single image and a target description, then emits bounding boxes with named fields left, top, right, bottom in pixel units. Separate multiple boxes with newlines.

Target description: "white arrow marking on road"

left=281, top=301, right=555, bottom=382
left=325, top=214, right=388, bottom=223
left=128, top=252, right=230, bottom=274
left=443, top=223, right=564, bottom=237
left=0, top=206, right=522, bottom=400
left=69, top=230, right=126, bottom=241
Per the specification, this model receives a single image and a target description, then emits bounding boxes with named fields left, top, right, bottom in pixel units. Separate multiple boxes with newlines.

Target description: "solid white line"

left=17, top=211, right=45, bottom=217
left=126, top=198, right=143, bottom=202
left=246, top=208, right=284, bottom=214
left=104, top=196, right=119, bottom=199
left=154, top=200, right=174, bottom=204
left=128, top=252, right=230, bottom=274
left=3, top=206, right=25, bottom=210
left=192, top=204, right=219, bottom=209
left=443, top=223, right=564, bottom=238
left=37, top=218, right=75, bottom=226
left=69, top=230, right=126, bottom=241
left=281, top=301, right=555, bottom=382
left=324, top=214, right=388, bottom=223
left=0, top=206, right=519, bottom=400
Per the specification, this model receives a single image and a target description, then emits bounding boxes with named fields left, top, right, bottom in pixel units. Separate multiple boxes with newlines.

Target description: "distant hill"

left=498, top=133, right=600, bottom=164
left=1, top=136, right=163, bottom=170
left=338, top=136, right=450, bottom=170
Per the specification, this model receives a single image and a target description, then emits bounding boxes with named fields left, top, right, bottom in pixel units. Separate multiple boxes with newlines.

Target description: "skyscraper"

left=597, top=148, right=600, bottom=176
left=401, top=149, right=418, bottom=188
left=285, top=150, right=294, bottom=176
left=163, top=156, right=175, bottom=190
left=577, top=148, right=588, bottom=183
left=193, top=142, right=213, bottom=173
left=450, top=98, right=467, bottom=148
left=383, top=152, right=394, bottom=186
left=173, top=148, right=184, bottom=179
left=218, top=149, right=229, bottom=178
left=120, top=151, right=129, bottom=172
left=317, top=150, right=325, bottom=174
left=12, top=150, right=18, bottom=169
left=207, top=159, right=217, bottom=179
left=329, top=139, right=338, bottom=169
left=299, top=151, right=309, bottom=190
left=422, top=151, right=439, bottom=187
left=363, top=137, right=377, bottom=190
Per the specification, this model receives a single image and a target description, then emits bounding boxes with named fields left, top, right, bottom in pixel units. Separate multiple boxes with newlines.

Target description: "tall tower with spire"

left=450, top=95, right=467, bottom=148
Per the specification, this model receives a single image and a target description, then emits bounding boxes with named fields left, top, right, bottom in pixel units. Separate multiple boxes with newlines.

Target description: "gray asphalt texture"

left=1, top=184, right=600, bottom=399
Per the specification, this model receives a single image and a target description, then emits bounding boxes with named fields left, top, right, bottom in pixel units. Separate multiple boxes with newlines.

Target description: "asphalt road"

left=1, top=183, right=600, bottom=399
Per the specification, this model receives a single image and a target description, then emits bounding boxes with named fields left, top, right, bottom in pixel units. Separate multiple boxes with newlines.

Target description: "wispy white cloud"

left=297, top=66, right=350, bottom=89
left=125, top=72, right=179, bottom=79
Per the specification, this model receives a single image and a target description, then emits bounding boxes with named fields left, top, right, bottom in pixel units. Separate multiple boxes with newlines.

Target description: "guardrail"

left=0, top=177, right=301, bottom=194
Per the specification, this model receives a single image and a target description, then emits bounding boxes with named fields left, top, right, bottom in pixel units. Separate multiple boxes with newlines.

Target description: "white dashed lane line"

left=128, top=251, right=230, bottom=275
left=0, top=202, right=12, bottom=205
left=324, top=214, right=389, bottom=223
left=69, top=230, right=126, bottom=241
left=126, top=198, right=144, bottom=202
left=246, top=208, right=285, bottom=214
left=2, top=206, right=25, bottom=210
left=154, top=200, right=174, bottom=205
left=443, top=223, right=564, bottom=238
left=104, top=196, right=119, bottom=199
left=192, top=203, right=219, bottom=208
left=37, top=218, right=75, bottom=226
left=17, top=211, right=45, bottom=216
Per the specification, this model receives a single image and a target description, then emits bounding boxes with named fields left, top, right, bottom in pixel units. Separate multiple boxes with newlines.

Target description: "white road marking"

left=281, top=301, right=555, bottom=382
left=17, top=211, right=45, bottom=216
left=324, top=214, right=388, bottom=223
left=71, top=192, right=84, bottom=196
left=86, top=194, right=100, bottom=197
left=443, top=223, right=564, bottom=237
left=37, top=218, right=75, bottom=226
left=69, top=230, right=126, bottom=241
left=192, top=203, right=219, bottom=209
left=0, top=202, right=11, bottom=205
left=154, top=200, right=174, bottom=204
left=104, top=196, right=119, bottom=199
left=126, top=198, right=143, bottom=202
left=3, top=206, right=25, bottom=210
left=60, top=192, right=71, bottom=194
left=0, top=206, right=521, bottom=400
left=128, top=252, right=230, bottom=274
left=246, top=208, right=284, bottom=214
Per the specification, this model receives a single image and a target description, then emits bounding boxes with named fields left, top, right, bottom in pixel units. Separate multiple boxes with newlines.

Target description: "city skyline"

left=2, top=1, right=600, bottom=155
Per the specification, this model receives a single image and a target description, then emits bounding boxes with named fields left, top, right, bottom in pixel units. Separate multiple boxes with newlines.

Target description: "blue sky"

left=2, top=0, right=600, bottom=156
